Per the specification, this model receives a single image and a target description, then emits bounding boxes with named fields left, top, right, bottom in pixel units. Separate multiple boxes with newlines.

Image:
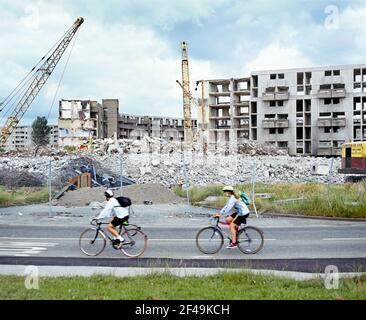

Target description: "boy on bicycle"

left=94, top=189, right=129, bottom=249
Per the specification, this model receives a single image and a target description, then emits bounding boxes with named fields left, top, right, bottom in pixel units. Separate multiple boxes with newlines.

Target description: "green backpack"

left=240, top=192, right=250, bottom=206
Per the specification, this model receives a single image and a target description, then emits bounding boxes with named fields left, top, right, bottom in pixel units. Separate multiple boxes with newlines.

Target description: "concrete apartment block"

left=198, top=77, right=250, bottom=152
left=57, top=98, right=195, bottom=146
left=2, top=125, right=59, bottom=151
left=118, top=114, right=192, bottom=141
left=199, top=64, right=366, bottom=156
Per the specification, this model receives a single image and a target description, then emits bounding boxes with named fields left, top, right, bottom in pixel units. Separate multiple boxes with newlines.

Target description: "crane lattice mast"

left=180, top=41, right=193, bottom=144
left=0, top=17, right=84, bottom=145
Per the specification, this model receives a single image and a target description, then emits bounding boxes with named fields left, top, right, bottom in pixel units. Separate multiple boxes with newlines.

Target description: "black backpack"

left=115, top=196, right=132, bottom=207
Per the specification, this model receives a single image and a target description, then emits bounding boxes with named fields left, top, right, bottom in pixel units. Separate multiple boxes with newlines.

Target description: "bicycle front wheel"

left=237, top=226, right=264, bottom=254
left=79, top=227, right=106, bottom=256
left=120, top=228, right=148, bottom=258
left=196, top=227, right=224, bottom=254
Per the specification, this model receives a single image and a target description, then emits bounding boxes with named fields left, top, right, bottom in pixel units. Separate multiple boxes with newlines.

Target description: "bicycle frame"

left=211, top=217, right=245, bottom=242
left=90, top=221, right=141, bottom=245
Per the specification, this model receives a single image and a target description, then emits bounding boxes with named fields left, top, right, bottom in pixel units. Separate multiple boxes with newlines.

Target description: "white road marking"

left=323, top=238, right=366, bottom=241
left=0, top=241, right=58, bottom=257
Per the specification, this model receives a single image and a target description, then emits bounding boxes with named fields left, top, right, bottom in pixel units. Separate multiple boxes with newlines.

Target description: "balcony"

left=317, top=118, right=332, bottom=127
left=317, top=118, right=346, bottom=127
left=332, top=88, right=346, bottom=98
left=317, top=89, right=332, bottom=99
left=317, top=88, right=346, bottom=98
left=332, top=118, right=346, bottom=127
left=276, top=92, right=290, bottom=100
left=262, top=120, right=276, bottom=128
left=317, top=147, right=332, bottom=156
left=262, top=91, right=289, bottom=101
left=262, top=119, right=289, bottom=129
left=276, top=119, right=289, bottom=128
left=262, top=92, right=275, bottom=101
left=317, top=146, right=342, bottom=156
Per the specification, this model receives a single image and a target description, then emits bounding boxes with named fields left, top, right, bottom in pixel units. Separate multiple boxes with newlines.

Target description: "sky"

left=1, top=0, right=366, bottom=125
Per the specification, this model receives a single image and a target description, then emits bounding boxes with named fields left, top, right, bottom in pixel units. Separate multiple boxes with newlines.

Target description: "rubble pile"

left=102, top=153, right=344, bottom=186
left=91, top=135, right=288, bottom=157
left=0, top=135, right=345, bottom=189
left=0, top=168, right=43, bottom=188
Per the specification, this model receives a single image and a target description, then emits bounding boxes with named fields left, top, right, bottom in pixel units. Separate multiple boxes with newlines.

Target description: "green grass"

left=0, top=272, right=365, bottom=300
left=174, top=182, right=366, bottom=219
left=0, top=186, right=49, bottom=207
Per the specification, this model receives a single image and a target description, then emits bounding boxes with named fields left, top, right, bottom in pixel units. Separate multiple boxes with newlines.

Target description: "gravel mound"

left=56, top=183, right=183, bottom=207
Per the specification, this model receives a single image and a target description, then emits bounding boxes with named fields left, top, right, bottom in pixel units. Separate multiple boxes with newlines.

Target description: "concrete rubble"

left=0, top=136, right=345, bottom=189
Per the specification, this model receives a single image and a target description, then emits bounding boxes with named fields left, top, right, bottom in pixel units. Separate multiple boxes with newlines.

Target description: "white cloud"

left=0, top=1, right=218, bottom=125
left=246, top=42, right=315, bottom=73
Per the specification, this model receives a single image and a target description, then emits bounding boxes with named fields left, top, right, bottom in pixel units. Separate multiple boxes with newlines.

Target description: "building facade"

left=198, top=64, right=366, bottom=156
left=58, top=99, right=195, bottom=147
left=2, top=125, right=59, bottom=151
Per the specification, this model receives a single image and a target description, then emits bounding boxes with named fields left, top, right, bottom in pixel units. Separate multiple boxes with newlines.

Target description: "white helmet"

left=104, top=189, right=114, bottom=197
left=222, top=185, right=234, bottom=192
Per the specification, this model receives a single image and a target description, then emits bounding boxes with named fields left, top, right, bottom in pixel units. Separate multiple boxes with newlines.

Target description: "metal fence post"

left=327, top=157, right=334, bottom=202
left=252, top=159, right=258, bottom=218
left=48, top=159, right=52, bottom=217
left=120, top=156, right=123, bottom=196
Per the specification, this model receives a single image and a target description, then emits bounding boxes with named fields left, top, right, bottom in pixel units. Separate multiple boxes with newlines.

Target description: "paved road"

left=1, top=208, right=366, bottom=273
left=1, top=223, right=366, bottom=259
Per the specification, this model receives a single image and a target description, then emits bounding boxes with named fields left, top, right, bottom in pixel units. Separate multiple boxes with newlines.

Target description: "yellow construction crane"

left=178, top=41, right=193, bottom=144
left=0, top=17, right=84, bottom=146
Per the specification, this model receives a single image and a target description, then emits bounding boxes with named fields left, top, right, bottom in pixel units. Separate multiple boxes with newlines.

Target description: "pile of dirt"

left=56, top=183, right=183, bottom=207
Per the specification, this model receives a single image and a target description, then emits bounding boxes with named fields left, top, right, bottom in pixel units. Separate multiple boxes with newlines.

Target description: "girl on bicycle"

left=215, top=186, right=250, bottom=249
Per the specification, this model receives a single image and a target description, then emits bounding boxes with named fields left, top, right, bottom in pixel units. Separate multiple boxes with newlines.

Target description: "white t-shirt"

left=220, top=195, right=250, bottom=216
left=97, top=198, right=129, bottom=220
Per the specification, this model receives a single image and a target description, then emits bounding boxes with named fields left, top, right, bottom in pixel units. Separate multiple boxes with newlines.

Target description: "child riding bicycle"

left=214, top=186, right=250, bottom=249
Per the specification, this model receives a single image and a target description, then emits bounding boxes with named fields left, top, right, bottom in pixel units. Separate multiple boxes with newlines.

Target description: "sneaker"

left=226, top=242, right=238, bottom=249
left=113, top=238, right=125, bottom=249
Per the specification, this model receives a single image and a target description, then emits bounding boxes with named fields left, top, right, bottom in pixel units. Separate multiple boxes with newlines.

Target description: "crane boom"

left=0, top=17, right=84, bottom=146
left=180, top=41, right=193, bottom=144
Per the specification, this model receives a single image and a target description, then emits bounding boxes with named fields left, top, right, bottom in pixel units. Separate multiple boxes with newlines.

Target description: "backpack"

left=240, top=192, right=250, bottom=206
left=115, top=196, right=132, bottom=207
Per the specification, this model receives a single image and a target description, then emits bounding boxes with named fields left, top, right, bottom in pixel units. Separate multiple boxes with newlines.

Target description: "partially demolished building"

left=58, top=99, right=195, bottom=147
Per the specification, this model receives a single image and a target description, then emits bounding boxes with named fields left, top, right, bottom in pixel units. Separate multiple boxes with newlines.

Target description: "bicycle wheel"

left=237, top=226, right=264, bottom=254
left=79, top=227, right=106, bottom=256
left=120, top=228, right=148, bottom=258
left=196, top=227, right=224, bottom=254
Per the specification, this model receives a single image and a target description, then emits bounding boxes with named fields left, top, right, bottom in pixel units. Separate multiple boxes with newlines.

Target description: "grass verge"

left=0, top=272, right=365, bottom=300
left=0, top=186, right=49, bottom=207
left=173, top=182, right=366, bottom=219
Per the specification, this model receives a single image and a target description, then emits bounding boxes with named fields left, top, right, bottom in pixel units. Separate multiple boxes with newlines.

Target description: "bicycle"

left=79, top=219, right=148, bottom=258
left=196, top=215, right=264, bottom=254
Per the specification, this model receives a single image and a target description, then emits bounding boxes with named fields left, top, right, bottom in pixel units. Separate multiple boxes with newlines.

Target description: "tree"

left=31, top=116, right=51, bottom=154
